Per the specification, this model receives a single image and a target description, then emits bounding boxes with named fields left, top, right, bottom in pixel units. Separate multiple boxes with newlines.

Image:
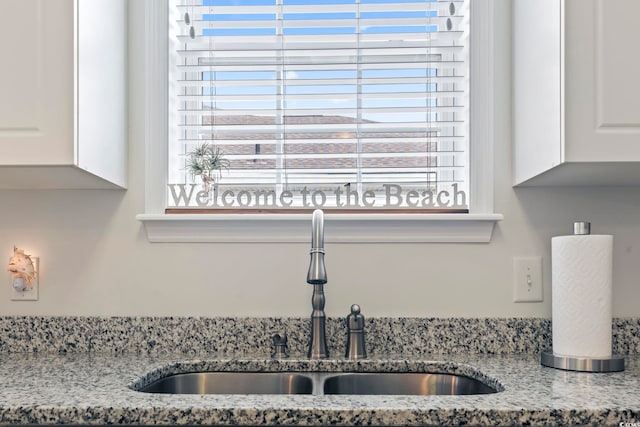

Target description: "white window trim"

left=136, top=0, right=503, bottom=243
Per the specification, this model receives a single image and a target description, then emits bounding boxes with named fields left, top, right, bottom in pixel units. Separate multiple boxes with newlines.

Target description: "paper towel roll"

left=551, top=233, right=613, bottom=358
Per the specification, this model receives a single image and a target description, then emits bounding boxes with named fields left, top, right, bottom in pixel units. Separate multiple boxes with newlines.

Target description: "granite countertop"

left=0, top=351, right=639, bottom=426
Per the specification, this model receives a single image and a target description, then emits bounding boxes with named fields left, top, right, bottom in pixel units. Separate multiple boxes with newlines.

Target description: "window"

left=137, top=0, right=501, bottom=242
left=167, top=0, right=469, bottom=212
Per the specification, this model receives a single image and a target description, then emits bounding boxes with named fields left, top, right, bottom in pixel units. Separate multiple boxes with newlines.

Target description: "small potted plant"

left=185, top=142, right=229, bottom=193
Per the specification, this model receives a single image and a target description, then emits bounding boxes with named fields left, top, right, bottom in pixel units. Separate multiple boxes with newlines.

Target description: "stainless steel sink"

left=139, top=372, right=313, bottom=394
left=136, top=371, right=498, bottom=395
left=323, top=373, right=497, bottom=395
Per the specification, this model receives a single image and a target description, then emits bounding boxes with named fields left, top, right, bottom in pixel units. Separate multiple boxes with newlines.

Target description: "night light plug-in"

left=8, top=247, right=39, bottom=301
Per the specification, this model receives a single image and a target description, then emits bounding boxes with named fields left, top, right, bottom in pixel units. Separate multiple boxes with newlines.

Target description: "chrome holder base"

left=540, top=351, right=625, bottom=372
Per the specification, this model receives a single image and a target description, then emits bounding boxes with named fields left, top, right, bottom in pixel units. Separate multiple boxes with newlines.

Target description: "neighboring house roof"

left=200, top=114, right=439, bottom=170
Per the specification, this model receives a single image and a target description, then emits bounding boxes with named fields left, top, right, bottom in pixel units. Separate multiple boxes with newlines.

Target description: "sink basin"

left=139, top=372, right=313, bottom=395
left=323, top=373, right=497, bottom=395
left=136, top=371, right=498, bottom=396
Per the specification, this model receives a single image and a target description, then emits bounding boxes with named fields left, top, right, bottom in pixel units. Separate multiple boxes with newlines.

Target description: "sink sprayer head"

left=307, top=209, right=327, bottom=285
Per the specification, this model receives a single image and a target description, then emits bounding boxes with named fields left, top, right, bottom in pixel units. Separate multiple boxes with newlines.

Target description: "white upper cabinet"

left=0, top=0, right=126, bottom=189
left=513, top=0, right=640, bottom=186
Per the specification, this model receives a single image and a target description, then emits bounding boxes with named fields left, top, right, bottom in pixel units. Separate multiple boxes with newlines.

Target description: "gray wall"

left=1, top=1, right=639, bottom=318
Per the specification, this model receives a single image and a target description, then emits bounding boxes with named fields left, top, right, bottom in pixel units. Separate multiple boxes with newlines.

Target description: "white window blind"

left=168, top=0, right=469, bottom=211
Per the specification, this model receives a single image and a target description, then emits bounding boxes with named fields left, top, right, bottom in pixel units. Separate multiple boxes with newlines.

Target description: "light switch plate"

left=513, top=256, right=542, bottom=302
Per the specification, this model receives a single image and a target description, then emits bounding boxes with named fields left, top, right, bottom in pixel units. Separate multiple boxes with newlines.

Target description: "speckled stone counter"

left=2, top=316, right=639, bottom=355
left=0, top=317, right=639, bottom=426
left=0, top=352, right=639, bottom=426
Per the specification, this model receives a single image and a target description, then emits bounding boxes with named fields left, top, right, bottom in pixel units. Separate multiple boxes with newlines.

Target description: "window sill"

left=136, top=213, right=503, bottom=243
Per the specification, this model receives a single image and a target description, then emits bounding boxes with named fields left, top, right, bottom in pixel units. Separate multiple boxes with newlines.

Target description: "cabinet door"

left=565, top=0, right=640, bottom=162
left=512, top=0, right=563, bottom=185
left=0, top=0, right=74, bottom=165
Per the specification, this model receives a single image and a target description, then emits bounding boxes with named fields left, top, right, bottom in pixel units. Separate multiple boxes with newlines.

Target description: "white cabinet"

left=513, top=0, right=640, bottom=186
left=0, top=0, right=126, bottom=189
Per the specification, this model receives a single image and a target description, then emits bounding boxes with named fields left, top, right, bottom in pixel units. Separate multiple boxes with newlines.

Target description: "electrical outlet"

left=513, top=256, right=542, bottom=302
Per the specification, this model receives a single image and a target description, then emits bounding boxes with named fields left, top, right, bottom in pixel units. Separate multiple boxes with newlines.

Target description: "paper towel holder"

left=541, top=221, right=625, bottom=372
left=541, top=351, right=624, bottom=372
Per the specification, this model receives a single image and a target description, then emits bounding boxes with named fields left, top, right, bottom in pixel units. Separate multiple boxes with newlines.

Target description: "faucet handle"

left=345, top=304, right=367, bottom=359
left=271, top=333, right=289, bottom=359
left=347, top=304, right=364, bottom=330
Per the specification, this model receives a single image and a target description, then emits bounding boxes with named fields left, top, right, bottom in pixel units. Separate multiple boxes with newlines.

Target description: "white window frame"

left=136, top=0, right=502, bottom=243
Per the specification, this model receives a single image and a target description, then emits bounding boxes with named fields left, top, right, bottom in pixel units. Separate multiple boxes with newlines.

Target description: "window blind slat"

left=174, top=33, right=465, bottom=48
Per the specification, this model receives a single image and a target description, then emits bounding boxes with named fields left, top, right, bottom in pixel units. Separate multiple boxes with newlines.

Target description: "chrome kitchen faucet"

left=307, top=209, right=328, bottom=359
